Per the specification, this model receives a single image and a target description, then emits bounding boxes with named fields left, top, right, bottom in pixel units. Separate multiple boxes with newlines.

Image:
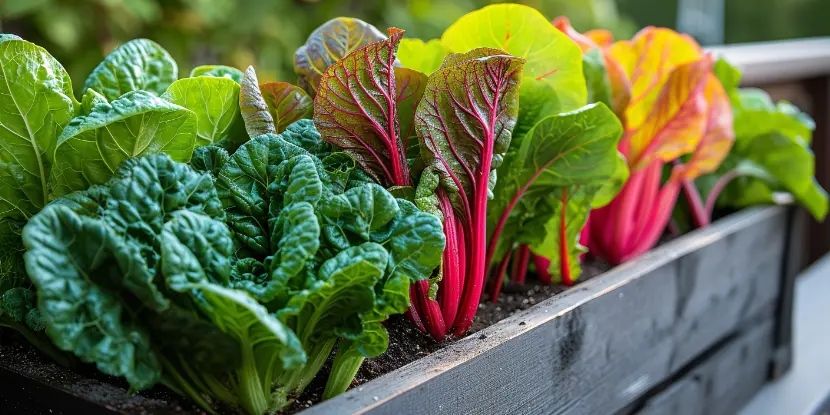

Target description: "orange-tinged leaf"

left=259, top=82, right=313, bottom=134
left=604, top=52, right=631, bottom=116
left=552, top=16, right=597, bottom=52
left=681, top=76, right=735, bottom=179
left=611, top=27, right=703, bottom=130
left=314, top=28, right=409, bottom=186
left=627, top=58, right=712, bottom=171
left=586, top=29, right=613, bottom=47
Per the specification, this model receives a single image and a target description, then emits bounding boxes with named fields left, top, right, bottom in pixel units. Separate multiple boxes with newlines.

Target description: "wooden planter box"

left=0, top=206, right=803, bottom=415
left=303, top=205, right=803, bottom=415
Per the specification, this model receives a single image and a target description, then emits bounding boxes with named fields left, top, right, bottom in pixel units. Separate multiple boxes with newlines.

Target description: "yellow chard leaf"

left=586, top=29, right=614, bottom=47
left=681, top=76, right=735, bottom=179
left=397, top=39, right=447, bottom=75
left=611, top=27, right=703, bottom=130
left=627, top=58, right=712, bottom=171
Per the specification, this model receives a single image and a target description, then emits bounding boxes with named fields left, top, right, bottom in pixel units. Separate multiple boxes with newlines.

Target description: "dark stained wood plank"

left=634, top=319, right=775, bottom=415
left=302, top=207, right=790, bottom=415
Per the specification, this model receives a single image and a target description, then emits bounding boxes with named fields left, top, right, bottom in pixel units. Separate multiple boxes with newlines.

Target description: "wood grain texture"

left=303, top=206, right=789, bottom=415
left=634, top=319, right=775, bottom=415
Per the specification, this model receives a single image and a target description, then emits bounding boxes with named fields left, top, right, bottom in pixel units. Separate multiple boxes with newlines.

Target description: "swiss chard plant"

left=555, top=24, right=736, bottom=265
left=298, top=12, right=529, bottom=339
left=684, top=59, right=828, bottom=224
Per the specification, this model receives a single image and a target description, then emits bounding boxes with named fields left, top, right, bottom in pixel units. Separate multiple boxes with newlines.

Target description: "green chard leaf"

left=0, top=39, right=77, bottom=220
left=83, top=39, right=177, bottom=101
left=162, top=77, right=242, bottom=146
left=190, top=65, right=244, bottom=83
left=294, top=17, right=390, bottom=95
left=487, top=103, right=624, bottom=282
left=582, top=48, right=613, bottom=110
left=50, top=91, right=197, bottom=199
left=280, top=119, right=331, bottom=156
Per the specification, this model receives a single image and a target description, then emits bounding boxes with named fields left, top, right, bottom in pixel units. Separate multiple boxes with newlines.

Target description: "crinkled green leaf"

left=1, top=287, right=35, bottom=321
left=259, top=82, right=313, bottom=134
left=373, top=199, right=444, bottom=284
left=83, top=39, right=177, bottom=101
left=50, top=91, right=197, bottom=198
left=280, top=119, right=331, bottom=156
left=0, top=220, right=27, bottom=292
left=190, top=65, right=244, bottom=83
left=162, top=77, right=242, bottom=146
left=22, top=205, right=161, bottom=389
left=279, top=243, right=387, bottom=346
left=160, top=211, right=234, bottom=289
left=0, top=39, right=76, bottom=220
left=80, top=88, right=108, bottom=114
left=321, top=184, right=399, bottom=243
left=294, top=17, right=390, bottom=94
left=190, top=145, right=230, bottom=178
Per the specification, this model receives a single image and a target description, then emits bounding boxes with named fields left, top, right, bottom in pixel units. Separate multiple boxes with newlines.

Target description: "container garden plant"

left=0, top=3, right=827, bottom=415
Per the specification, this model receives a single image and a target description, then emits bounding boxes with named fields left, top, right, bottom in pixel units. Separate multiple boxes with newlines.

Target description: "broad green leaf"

left=162, top=77, right=242, bottom=146
left=733, top=89, right=812, bottom=145
left=22, top=205, right=161, bottom=389
left=0, top=39, right=76, bottom=220
left=50, top=91, right=197, bottom=198
left=441, top=4, right=586, bottom=114
left=314, top=28, right=408, bottom=187
left=259, top=82, right=313, bottom=134
left=190, top=65, right=244, bottom=83
left=513, top=79, right=560, bottom=143
left=397, top=38, right=447, bottom=75
left=294, top=17, right=389, bottom=94
left=488, top=104, right=623, bottom=278
left=0, top=34, right=23, bottom=42
left=713, top=58, right=741, bottom=92
left=1, top=287, right=35, bottom=322
left=592, top=153, right=630, bottom=208
left=239, top=66, right=276, bottom=138
left=378, top=199, right=444, bottom=284
left=160, top=211, right=234, bottom=289
left=190, top=145, right=230, bottom=178
left=83, top=39, right=177, bottom=101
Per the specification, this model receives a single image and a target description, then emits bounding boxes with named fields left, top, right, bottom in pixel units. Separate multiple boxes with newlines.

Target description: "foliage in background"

left=0, top=0, right=634, bottom=90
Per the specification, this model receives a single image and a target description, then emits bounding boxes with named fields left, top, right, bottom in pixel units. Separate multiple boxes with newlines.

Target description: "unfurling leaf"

left=259, top=82, right=313, bottom=133
left=314, top=28, right=409, bottom=186
left=294, top=17, right=390, bottom=94
left=83, top=39, right=177, bottom=101
left=240, top=66, right=276, bottom=138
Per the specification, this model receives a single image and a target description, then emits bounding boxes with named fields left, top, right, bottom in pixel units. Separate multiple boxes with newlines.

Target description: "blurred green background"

left=1, top=0, right=828, bottom=90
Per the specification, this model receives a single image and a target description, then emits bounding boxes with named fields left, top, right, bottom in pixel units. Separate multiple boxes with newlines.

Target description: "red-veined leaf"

left=415, top=49, right=525, bottom=334
left=314, top=28, right=408, bottom=186
left=294, top=17, right=389, bottom=95
left=259, top=82, right=313, bottom=134
left=395, top=67, right=428, bottom=153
